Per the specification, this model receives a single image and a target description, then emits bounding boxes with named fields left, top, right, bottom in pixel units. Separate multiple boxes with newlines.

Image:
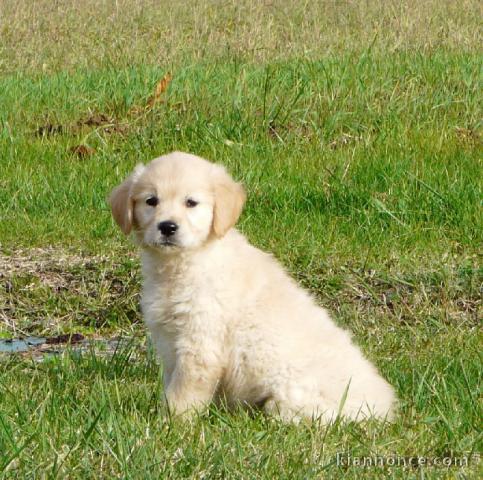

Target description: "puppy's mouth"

left=159, top=239, right=178, bottom=247
left=157, top=238, right=179, bottom=248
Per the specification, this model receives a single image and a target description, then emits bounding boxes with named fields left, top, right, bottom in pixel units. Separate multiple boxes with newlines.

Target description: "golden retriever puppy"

left=110, top=151, right=396, bottom=422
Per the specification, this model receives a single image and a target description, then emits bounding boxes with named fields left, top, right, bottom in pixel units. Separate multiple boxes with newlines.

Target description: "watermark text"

left=336, top=452, right=480, bottom=468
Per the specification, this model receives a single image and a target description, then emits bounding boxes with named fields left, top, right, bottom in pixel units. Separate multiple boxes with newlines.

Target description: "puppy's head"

left=109, top=152, right=245, bottom=251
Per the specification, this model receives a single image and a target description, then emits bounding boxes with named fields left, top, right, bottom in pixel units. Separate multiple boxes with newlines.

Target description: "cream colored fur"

left=110, top=151, right=396, bottom=422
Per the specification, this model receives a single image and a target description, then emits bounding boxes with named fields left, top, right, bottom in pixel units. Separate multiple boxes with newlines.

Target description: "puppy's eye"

left=186, top=198, right=198, bottom=208
left=146, top=196, right=159, bottom=207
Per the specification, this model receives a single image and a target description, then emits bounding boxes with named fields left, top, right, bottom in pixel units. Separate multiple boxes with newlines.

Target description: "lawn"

left=0, top=0, right=481, bottom=478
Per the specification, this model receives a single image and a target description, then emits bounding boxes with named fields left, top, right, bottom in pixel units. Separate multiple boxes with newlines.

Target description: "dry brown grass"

left=1, top=0, right=481, bottom=74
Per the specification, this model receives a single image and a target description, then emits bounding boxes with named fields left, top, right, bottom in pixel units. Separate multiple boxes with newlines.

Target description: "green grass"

left=0, top=0, right=482, bottom=478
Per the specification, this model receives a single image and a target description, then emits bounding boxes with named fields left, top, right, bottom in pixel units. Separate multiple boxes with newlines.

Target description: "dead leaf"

left=69, top=145, right=96, bottom=157
left=146, top=72, right=172, bottom=107
left=80, top=113, right=110, bottom=127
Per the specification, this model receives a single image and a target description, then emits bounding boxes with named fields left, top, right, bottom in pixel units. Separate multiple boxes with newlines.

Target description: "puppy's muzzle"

left=158, top=221, right=178, bottom=237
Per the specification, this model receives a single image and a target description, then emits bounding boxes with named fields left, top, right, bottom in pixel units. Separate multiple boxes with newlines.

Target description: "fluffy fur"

left=110, top=151, right=396, bottom=422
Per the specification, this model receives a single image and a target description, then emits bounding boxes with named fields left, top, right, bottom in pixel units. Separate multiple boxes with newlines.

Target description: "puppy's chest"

left=142, top=268, right=225, bottom=332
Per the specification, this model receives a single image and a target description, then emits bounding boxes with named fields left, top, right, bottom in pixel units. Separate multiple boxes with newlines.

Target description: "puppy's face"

left=109, top=152, right=245, bottom=252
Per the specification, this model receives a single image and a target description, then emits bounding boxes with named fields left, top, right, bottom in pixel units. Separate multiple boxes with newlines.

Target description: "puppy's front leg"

left=165, top=352, right=222, bottom=417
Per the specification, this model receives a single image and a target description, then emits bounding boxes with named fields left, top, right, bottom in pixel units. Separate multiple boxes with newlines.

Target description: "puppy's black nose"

left=158, top=221, right=178, bottom=237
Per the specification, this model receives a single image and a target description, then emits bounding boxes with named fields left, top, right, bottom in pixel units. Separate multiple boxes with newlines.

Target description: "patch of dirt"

left=35, top=112, right=128, bottom=138
left=78, top=113, right=110, bottom=127
left=46, top=333, right=85, bottom=344
left=0, top=247, right=105, bottom=285
left=69, top=145, right=96, bottom=158
left=294, top=260, right=482, bottom=327
left=0, top=247, right=141, bottom=336
left=455, top=126, right=481, bottom=145
left=35, top=73, right=173, bottom=141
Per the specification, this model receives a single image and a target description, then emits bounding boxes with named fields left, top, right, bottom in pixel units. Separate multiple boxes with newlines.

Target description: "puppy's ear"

left=109, top=165, right=144, bottom=235
left=212, top=167, right=246, bottom=238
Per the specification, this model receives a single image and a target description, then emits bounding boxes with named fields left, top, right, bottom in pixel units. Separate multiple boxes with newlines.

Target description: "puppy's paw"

left=164, top=389, right=208, bottom=420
